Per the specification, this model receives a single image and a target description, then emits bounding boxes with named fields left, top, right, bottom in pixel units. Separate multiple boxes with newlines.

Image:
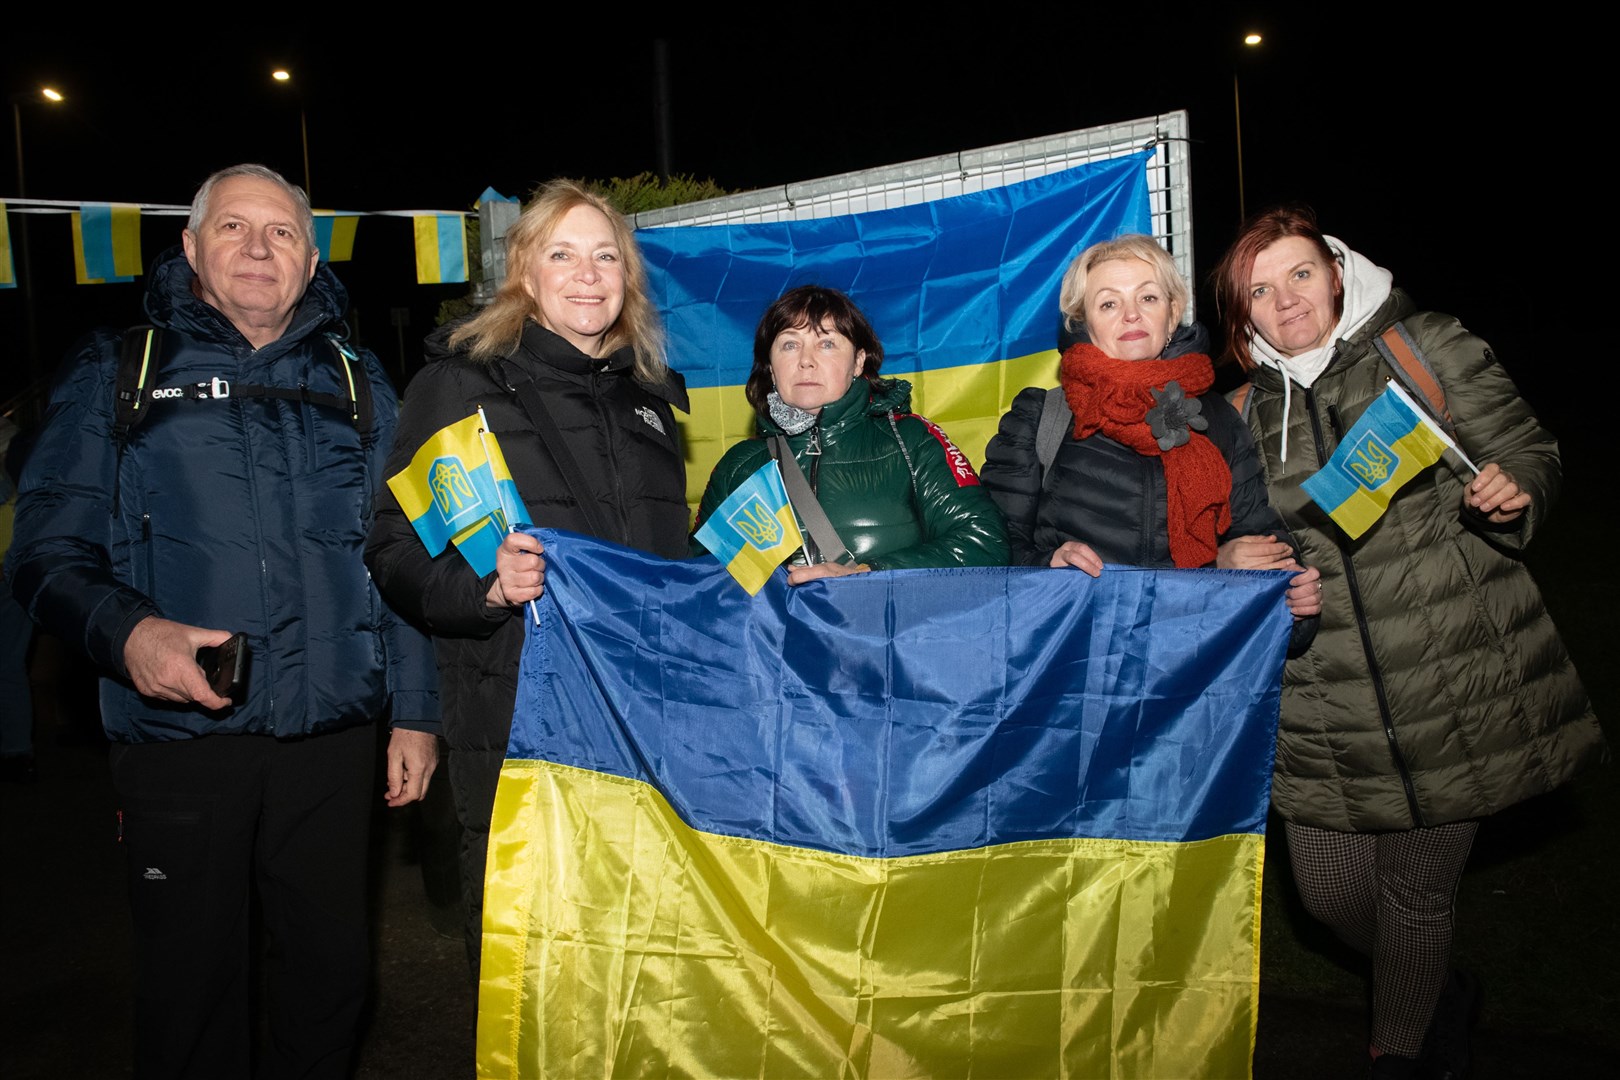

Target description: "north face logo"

left=634, top=406, right=665, bottom=435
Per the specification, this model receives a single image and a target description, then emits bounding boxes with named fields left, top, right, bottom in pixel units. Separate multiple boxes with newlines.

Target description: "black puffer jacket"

left=366, top=321, right=689, bottom=752
left=981, top=324, right=1296, bottom=569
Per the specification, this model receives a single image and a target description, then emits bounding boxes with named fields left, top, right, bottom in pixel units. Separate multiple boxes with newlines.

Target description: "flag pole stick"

left=476, top=406, right=540, bottom=627
left=1386, top=381, right=1479, bottom=474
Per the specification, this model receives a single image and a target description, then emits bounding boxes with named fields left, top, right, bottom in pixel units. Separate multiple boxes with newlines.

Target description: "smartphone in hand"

left=196, top=633, right=249, bottom=699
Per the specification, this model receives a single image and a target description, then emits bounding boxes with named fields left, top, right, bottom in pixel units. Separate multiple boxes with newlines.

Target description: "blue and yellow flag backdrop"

left=479, top=529, right=1292, bottom=1078
left=638, top=153, right=1152, bottom=505
left=1301, top=381, right=1456, bottom=540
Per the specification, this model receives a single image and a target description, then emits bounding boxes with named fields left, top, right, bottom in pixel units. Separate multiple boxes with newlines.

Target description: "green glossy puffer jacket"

left=695, top=379, right=1008, bottom=570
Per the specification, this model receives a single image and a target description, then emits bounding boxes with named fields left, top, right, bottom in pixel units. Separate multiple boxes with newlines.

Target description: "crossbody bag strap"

left=1034, top=386, right=1072, bottom=492
left=769, top=435, right=853, bottom=566
left=500, top=364, right=612, bottom=541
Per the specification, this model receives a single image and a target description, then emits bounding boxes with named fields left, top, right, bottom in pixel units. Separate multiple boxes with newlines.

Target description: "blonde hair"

left=449, top=180, right=668, bottom=382
left=1057, top=234, right=1188, bottom=332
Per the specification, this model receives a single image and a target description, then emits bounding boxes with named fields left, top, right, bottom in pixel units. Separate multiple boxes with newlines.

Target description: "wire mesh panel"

left=633, top=111, right=1193, bottom=312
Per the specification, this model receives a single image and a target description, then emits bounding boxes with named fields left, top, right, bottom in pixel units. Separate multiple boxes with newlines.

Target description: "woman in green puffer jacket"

left=1214, top=205, right=1604, bottom=1079
left=694, top=286, right=1007, bottom=581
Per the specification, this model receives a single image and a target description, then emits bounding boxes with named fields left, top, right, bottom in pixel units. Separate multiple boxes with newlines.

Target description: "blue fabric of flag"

left=80, top=203, right=117, bottom=281
left=512, top=528, right=1291, bottom=855
left=637, top=153, right=1152, bottom=392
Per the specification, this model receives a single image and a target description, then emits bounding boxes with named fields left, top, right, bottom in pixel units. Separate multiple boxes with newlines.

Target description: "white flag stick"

left=1385, top=381, right=1479, bottom=475
left=475, top=406, right=540, bottom=627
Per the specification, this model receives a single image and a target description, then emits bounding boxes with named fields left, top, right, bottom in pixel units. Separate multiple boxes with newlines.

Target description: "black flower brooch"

left=1146, top=381, right=1208, bottom=451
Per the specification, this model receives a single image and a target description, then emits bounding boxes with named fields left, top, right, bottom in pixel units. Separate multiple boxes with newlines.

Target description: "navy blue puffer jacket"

left=10, top=247, right=438, bottom=742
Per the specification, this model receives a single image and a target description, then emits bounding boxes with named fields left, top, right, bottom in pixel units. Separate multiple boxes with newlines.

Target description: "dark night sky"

left=3, top=21, right=1579, bottom=438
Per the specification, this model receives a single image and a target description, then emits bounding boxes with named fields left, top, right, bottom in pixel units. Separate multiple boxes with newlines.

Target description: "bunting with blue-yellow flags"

left=414, top=213, right=468, bottom=284
left=72, top=203, right=142, bottom=284
left=477, top=528, right=1293, bottom=1079
left=0, top=204, right=14, bottom=288
left=637, top=151, right=1152, bottom=504
left=314, top=212, right=359, bottom=263
left=385, top=409, right=530, bottom=576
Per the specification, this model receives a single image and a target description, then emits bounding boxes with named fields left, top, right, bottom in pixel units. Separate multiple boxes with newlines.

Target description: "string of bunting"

left=0, top=190, right=516, bottom=286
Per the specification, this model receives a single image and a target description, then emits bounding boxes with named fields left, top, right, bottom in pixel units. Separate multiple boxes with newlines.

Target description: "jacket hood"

left=142, top=245, right=349, bottom=348
left=1250, top=290, right=1419, bottom=395
left=1061, top=319, right=1211, bottom=360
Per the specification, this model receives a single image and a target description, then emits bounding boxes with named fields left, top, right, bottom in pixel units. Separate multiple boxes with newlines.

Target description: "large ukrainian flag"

left=637, top=152, right=1152, bottom=504
left=479, top=529, right=1292, bottom=1078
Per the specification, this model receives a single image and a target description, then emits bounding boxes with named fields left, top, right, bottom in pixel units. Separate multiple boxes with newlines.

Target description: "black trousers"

left=110, top=723, right=376, bottom=1080
left=447, top=746, right=503, bottom=980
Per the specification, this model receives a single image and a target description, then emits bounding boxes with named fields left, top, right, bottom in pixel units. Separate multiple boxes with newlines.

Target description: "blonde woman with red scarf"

left=981, top=234, right=1320, bottom=626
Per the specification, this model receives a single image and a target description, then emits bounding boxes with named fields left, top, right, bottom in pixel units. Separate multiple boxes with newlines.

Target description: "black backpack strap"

left=114, top=325, right=162, bottom=450
left=494, top=359, right=611, bottom=542
left=111, top=325, right=162, bottom=516
left=325, top=335, right=375, bottom=447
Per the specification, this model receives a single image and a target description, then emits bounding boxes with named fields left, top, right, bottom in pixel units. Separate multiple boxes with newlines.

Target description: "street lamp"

left=11, top=86, right=65, bottom=197
left=8, top=85, right=67, bottom=418
left=271, top=68, right=312, bottom=200
left=1235, top=34, right=1262, bottom=220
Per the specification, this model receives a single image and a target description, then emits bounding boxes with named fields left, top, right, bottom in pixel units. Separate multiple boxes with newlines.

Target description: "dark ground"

left=2, top=723, right=1612, bottom=1079
left=2, top=495, right=1614, bottom=1079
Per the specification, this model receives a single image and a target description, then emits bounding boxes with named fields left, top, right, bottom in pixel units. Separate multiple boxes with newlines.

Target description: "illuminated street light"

left=1234, top=34, right=1262, bottom=219
left=271, top=68, right=312, bottom=199
left=9, top=84, right=69, bottom=410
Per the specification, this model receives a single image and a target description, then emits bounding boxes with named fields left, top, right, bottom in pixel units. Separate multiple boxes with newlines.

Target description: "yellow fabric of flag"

left=479, top=761, right=1263, bottom=1079
left=0, top=204, right=14, bottom=288
left=414, top=214, right=468, bottom=284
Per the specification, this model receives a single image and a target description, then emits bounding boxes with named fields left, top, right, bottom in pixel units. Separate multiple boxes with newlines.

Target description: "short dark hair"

left=1212, top=204, right=1344, bottom=370
left=744, top=286, right=885, bottom=414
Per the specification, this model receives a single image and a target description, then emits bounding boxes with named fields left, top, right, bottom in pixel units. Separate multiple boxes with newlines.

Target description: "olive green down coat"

left=695, top=379, right=1008, bottom=571
left=1245, top=290, right=1604, bottom=832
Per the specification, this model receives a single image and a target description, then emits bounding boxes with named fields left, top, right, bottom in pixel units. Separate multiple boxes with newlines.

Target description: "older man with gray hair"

left=10, top=164, right=438, bottom=1078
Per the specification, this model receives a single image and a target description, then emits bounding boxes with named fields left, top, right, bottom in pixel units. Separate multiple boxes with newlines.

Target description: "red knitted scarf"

left=1060, top=343, right=1231, bottom=568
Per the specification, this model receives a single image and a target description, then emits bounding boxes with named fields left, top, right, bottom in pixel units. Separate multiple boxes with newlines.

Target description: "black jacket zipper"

left=1307, top=387, right=1424, bottom=826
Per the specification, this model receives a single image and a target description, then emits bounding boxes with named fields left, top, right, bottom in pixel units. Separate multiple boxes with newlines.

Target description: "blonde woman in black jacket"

left=367, top=182, right=689, bottom=976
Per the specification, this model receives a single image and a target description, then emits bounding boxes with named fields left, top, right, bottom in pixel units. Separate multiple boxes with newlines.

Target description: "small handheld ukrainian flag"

left=1302, top=381, right=1476, bottom=540
left=386, top=408, right=531, bottom=577
left=695, top=459, right=804, bottom=595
